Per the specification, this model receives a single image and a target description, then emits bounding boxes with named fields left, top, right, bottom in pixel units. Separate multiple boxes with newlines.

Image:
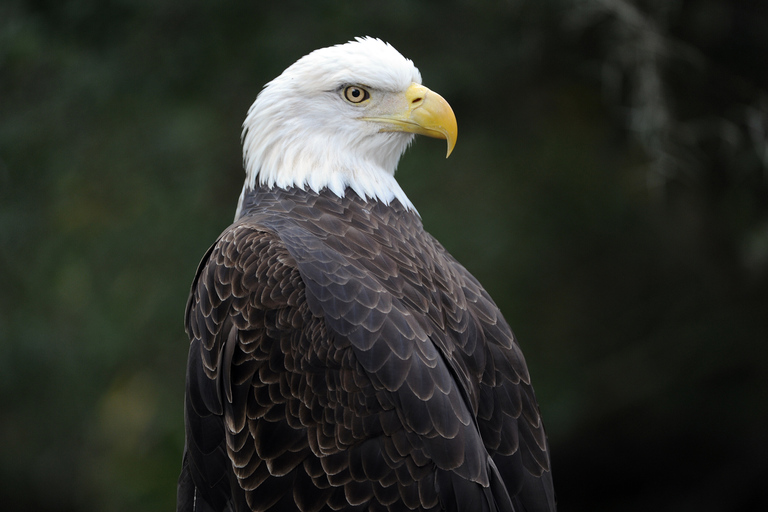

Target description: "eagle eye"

left=343, top=86, right=370, bottom=104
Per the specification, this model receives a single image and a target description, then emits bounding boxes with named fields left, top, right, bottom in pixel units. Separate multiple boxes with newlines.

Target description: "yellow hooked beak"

left=363, top=83, right=458, bottom=157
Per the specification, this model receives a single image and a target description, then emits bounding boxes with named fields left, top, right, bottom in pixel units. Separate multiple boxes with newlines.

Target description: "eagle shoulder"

left=182, top=222, right=317, bottom=511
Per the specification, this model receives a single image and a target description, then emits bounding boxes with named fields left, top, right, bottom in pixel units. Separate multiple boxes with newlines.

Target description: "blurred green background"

left=2, top=0, right=767, bottom=510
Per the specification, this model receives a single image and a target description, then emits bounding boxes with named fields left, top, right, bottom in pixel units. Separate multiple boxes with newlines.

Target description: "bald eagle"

left=178, top=37, right=555, bottom=512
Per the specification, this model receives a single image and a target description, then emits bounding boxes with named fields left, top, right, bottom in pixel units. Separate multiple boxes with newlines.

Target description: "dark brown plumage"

left=178, top=187, right=555, bottom=512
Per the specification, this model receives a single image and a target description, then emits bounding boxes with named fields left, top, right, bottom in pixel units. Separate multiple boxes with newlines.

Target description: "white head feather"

left=236, top=37, right=423, bottom=219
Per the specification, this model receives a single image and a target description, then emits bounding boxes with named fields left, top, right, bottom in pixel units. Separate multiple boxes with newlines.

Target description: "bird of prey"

left=178, top=37, right=555, bottom=512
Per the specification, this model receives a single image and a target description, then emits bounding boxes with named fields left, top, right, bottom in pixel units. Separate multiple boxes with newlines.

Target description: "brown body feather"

left=178, top=187, right=555, bottom=512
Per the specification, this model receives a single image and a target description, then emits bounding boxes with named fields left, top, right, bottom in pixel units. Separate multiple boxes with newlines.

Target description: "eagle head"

left=237, top=37, right=457, bottom=218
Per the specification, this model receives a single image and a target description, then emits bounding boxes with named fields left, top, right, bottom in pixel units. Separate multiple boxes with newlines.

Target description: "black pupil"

left=351, top=89, right=360, bottom=98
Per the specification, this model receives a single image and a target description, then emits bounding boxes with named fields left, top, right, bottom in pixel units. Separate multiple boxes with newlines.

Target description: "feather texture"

left=178, top=187, right=556, bottom=511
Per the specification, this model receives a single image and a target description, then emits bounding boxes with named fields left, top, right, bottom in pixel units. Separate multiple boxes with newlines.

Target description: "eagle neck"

left=235, top=183, right=418, bottom=222
left=235, top=186, right=421, bottom=228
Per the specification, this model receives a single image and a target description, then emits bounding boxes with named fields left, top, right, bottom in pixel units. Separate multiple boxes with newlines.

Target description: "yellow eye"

left=343, top=86, right=370, bottom=104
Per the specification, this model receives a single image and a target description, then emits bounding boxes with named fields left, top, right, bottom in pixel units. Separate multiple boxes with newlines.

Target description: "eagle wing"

left=444, top=254, right=556, bottom=512
left=180, top=213, right=554, bottom=512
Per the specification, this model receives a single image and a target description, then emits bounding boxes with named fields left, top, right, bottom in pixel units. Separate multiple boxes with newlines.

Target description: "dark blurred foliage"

left=1, top=0, right=766, bottom=510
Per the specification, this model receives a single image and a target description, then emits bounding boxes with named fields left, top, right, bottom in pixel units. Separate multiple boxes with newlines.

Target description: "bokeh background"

left=2, top=0, right=767, bottom=510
